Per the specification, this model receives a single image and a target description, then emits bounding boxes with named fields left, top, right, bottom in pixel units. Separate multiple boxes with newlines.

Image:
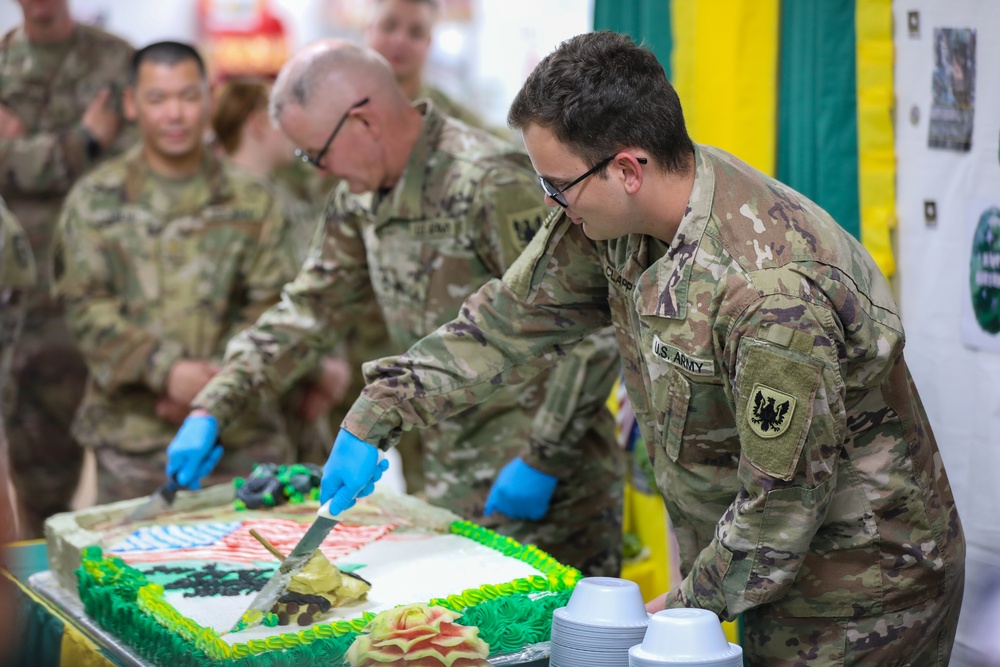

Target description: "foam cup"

left=635, top=608, right=741, bottom=663
left=563, top=577, right=650, bottom=626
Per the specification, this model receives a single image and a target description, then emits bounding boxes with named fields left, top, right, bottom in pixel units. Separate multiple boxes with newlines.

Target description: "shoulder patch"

left=487, top=169, right=549, bottom=268
left=735, top=342, right=821, bottom=480
left=505, top=205, right=549, bottom=252
left=504, top=208, right=565, bottom=299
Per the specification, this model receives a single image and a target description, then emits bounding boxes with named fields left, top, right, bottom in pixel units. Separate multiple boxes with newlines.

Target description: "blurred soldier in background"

left=0, top=0, right=134, bottom=535
left=51, top=42, right=313, bottom=502
left=365, top=0, right=498, bottom=134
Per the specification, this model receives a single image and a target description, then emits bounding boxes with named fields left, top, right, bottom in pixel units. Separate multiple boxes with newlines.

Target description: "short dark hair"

left=508, top=31, right=694, bottom=175
left=129, top=41, right=206, bottom=86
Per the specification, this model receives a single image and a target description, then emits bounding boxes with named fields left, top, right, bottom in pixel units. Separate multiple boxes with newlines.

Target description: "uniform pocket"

left=663, top=367, right=691, bottom=463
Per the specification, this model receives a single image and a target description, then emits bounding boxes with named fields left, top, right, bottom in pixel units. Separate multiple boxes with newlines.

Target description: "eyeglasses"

left=540, top=155, right=647, bottom=208
left=294, top=97, right=370, bottom=169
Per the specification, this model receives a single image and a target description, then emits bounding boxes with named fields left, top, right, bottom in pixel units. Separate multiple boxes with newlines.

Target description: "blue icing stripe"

left=110, top=521, right=242, bottom=553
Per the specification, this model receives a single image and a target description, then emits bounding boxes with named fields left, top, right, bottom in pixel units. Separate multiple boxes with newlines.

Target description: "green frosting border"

left=76, top=520, right=580, bottom=664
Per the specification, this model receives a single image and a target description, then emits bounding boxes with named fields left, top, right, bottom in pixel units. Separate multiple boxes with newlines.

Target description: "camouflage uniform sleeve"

left=0, top=125, right=96, bottom=196
left=663, top=286, right=846, bottom=619
left=343, top=212, right=613, bottom=450
left=50, top=185, right=184, bottom=393
left=192, top=192, right=376, bottom=429
left=476, top=175, right=620, bottom=476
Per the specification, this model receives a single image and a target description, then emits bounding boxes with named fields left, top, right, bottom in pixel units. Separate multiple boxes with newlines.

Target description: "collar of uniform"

left=122, top=146, right=233, bottom=208
left=373, top=100, right=445, bottom=224
left=633, top=143, right=715, bottom=320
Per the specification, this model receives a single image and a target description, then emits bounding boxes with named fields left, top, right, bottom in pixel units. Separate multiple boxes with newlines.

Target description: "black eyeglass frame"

left=540, top=154, right=648, bottom=208
left=294, top=97, right=371, bottom=169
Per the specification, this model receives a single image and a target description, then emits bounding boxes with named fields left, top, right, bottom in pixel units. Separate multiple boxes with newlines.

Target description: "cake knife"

left=120, top=478, right=180, bottom=525
left=224, top=499, right=341, bottom=635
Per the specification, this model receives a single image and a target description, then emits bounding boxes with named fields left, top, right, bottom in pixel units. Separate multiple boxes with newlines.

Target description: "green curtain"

left=777, top=0, right=860, bottom=239
left=593, top=0, right=673, bottom=78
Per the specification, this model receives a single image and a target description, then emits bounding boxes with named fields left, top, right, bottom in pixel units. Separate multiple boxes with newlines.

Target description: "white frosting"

left=157, top=532, right=544, bottom=646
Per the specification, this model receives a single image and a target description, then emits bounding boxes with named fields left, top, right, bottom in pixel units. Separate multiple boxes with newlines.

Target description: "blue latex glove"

left=166, top=415, right=223, bottom=489
left=320, top=429, right=389, bottom=514
left=484, top=457, right=558, bottom=521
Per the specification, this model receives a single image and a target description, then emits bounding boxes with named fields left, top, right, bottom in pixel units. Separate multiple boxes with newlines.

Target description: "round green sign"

left=970, top=206, right=1000, bottom=334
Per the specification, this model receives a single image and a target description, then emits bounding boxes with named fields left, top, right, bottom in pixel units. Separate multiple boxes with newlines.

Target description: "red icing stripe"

left=118, top=519, right=395, bottom=565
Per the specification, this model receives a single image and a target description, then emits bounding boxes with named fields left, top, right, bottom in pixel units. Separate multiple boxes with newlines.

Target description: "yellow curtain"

left=61, top=625, right=119, bottom=667
left=670, top=0, right=780, bottom=176
left=856, top=0, right=896, bottom=276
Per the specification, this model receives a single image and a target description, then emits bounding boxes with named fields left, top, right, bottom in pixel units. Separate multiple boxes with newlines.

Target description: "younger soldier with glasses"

left=318, top=31, right=965, bottom=666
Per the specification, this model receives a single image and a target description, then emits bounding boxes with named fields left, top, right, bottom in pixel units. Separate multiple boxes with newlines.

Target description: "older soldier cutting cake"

left=169, top=40, right=624, bottom=577
left=313, top=31, right=965, bottom=667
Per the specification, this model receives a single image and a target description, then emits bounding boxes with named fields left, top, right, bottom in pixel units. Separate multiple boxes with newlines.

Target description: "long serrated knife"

left=225, top=495, right=351, bottom=634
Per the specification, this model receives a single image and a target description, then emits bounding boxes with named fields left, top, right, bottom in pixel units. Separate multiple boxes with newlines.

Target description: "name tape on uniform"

left=651, top=335, right=715, bottom=376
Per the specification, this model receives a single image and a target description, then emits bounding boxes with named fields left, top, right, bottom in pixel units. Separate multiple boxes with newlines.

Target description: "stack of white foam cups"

left=548, top=577, right=650, bottom=666
left=548, top=578, right=744, bottom=667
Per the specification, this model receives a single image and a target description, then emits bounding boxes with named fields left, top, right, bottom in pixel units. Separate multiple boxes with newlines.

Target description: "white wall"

left=895, top=1, right=1000, bottom=664
left=0, top=0, right=200, bottom=45
left=0, top=0, right=592, bottom=130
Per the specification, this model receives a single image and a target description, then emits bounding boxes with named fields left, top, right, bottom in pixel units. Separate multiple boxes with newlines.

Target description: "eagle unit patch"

left=747, top=383, right=796, bottom=438
left=507, top=206, right=549, bottom=252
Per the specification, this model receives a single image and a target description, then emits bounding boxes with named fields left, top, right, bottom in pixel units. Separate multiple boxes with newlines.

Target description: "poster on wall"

left=928, top=27, right=976, bottom=151
left=962, top=200, right=1000, bottom=351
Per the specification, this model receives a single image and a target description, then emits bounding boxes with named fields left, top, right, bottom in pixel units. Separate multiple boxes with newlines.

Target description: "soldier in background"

left=51, top=42, right=305, bottom=502
left=173, top=40, right=625, bottom=576
left=365, top=0, right=498, bottom=134
left=320, top=32, right=966, bottom=665
left=0, top=0, right=133, bottom=535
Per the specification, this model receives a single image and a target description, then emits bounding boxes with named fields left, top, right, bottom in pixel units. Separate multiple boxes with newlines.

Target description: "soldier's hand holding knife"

left=124, top=411, right=223, bottom=523
left=320, top=429, right=390, bottom=513
left=166, top=411, right=224, bottom=489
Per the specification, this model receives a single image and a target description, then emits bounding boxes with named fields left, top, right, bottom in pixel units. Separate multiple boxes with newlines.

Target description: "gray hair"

left=270, top=40, right=398, bottom=123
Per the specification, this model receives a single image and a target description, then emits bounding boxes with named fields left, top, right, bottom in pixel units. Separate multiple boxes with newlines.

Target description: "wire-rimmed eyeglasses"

left=540, top=155, right=647, bottom=208
left=294, top=97, right=370, bottom=169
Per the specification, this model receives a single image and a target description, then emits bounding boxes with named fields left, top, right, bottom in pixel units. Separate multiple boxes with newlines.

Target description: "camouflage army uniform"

left=270, top=150, right=403, bottom=475
left=417, top=85, right=512, bottom=142
left=52, top=147, right=303, bottom=503
left=0, top=23, right=133, bottom=534
left=339, top=145, right=965, bottom=665
left=0, top=199, right=34, bottom=542
left=195, top=104, right=625, bottom=576
left=417, top=85, right=488, bottom=132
